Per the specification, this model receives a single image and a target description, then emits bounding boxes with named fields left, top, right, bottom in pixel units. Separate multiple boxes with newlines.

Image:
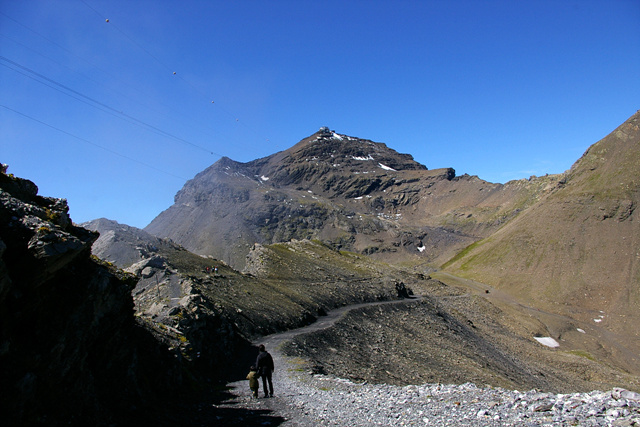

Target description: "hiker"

left=256, top=344, right=274, bottom=397
left=396, top=281, right=410, bottom=298
left=246, top=365, right=260, bottom=398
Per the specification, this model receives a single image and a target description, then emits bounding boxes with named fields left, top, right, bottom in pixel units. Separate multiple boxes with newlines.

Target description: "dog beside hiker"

left=246, top=344, right=274, bottom=398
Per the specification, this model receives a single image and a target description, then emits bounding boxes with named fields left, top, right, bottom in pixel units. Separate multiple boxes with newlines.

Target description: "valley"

left=1, top=110, right=639, bottom=425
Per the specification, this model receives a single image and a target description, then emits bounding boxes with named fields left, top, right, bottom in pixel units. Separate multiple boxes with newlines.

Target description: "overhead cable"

left=0, top=56, right=223, bottom=156
left=1, top=104, right=188, bottom=181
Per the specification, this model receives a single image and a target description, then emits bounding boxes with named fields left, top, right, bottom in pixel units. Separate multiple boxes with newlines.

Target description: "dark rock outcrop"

left=0, top=171, right=185, bottom=426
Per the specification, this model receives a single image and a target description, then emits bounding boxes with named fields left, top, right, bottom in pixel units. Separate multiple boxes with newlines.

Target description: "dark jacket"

left=256, top=350, right=274, bottom=375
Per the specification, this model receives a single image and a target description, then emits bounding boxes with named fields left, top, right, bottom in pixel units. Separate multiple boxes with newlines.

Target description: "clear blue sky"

left=2, top=1, right=639, bottom=228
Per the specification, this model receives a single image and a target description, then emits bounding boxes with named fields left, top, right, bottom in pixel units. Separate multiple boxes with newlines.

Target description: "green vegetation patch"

left=441, top=239, right=485, bottom=270
left=566, top=350, right=596, bottom=362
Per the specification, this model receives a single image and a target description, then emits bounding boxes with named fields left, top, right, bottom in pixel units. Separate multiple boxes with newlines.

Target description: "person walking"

left=256, top=344, right=274, bottom=397
left=246, top=365, right=260, bottom=398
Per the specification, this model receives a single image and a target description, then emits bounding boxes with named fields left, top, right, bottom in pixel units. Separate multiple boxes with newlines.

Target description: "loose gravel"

left=221, top=348, right=640, bottom=426
left=215, top=297, right=640, bottom=426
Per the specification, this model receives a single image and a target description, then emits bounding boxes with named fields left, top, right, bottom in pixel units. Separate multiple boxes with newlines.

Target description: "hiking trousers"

left=261, top=370, right=273, bottom=396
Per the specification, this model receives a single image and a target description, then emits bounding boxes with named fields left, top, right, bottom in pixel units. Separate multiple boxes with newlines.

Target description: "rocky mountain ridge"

left=4, top=111, right=639, bottom=425
left=83, top=218, right=640, bottom=397
left=146, top=128, right=557, bottom=269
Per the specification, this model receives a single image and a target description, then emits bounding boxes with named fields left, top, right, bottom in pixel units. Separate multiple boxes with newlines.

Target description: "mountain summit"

left=145, top=128, right=550, bottom=269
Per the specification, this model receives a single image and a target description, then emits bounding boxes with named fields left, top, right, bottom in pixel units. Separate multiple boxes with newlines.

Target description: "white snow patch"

left=352, top=155, right=374, bottom=161
left=354, top=196, right=363, bottom=200
left=577, top=328, right=586, bottom=334
left=417, top=245, right=426, bottom=253
left=534, top=337, right=560, bottom=348
left=379, top=163, right=396, bottom=171
left=593, top=318, right=602, bottom=323
left=260, top=175, right=269, bottom=181
left=331, top=132, right=344, bottom=140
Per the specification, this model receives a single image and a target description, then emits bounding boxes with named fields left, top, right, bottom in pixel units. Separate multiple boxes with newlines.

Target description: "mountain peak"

left=145, top=130, right=527, bottom=269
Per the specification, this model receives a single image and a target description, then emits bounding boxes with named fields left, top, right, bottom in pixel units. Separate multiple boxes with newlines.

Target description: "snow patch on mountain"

left=534, top=337, right=560, bottom=348
left=352, top=155, right=374, bottom=161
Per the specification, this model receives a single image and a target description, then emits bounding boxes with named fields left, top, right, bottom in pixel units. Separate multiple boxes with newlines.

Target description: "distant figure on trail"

left=246, top=365, right=260, bottom=398
left=395, top=281, right=413, bottom=299
left=256, top=344, right=274, bottom=397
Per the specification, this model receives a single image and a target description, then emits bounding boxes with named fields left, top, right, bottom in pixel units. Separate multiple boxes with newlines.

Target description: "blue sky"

left=2, top=0, right=639, bottom=229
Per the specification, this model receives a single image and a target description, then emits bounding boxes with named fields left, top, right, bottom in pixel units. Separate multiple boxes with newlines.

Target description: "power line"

left=1, top=8, right=249, bottom=151
left=78, top=0, right=270, bottom=143
left=0, top=28, right=237, bottom=150
left=1, top=4, right=276, bottom=165
left=0, top=55, right=224, bottom=156
left=1, top=104, right=189, bottom=181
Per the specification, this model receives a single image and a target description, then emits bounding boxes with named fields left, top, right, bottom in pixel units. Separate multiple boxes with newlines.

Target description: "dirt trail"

left=258, top=296, right=422, bottom=352
left=206, top=276, right=639, bottom=425
left=211, top=296, right=423, bottom=425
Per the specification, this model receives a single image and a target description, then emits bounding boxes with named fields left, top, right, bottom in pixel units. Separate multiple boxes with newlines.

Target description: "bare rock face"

left=145, top=130, right=551, bottom=270
left=0, top=171, right=184, bottom=426
left=82, top=217, right=179, bottom=269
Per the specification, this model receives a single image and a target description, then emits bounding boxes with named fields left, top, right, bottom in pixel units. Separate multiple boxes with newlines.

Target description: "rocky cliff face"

left=0, top=171, right=188, bottom=426
left=82, top=217, right=184, bottom=268
left=145, top=129, right=552, bottom=270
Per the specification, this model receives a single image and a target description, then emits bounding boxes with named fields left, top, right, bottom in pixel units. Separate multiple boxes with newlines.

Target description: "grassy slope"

left=442, top=111, right=640, bottom=373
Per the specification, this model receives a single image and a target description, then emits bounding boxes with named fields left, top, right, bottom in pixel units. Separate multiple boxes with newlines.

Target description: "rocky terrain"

left=225, top=367, right=640, bottom=426
left=145, top=128, right=556, bottom=270
left=0, top=170, right=189, bottom=426
left=2, top=111, right=639, bottom=425
left=83, top=215, right=640, bottom=395
left=222, top=321, right=640, bottom=427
